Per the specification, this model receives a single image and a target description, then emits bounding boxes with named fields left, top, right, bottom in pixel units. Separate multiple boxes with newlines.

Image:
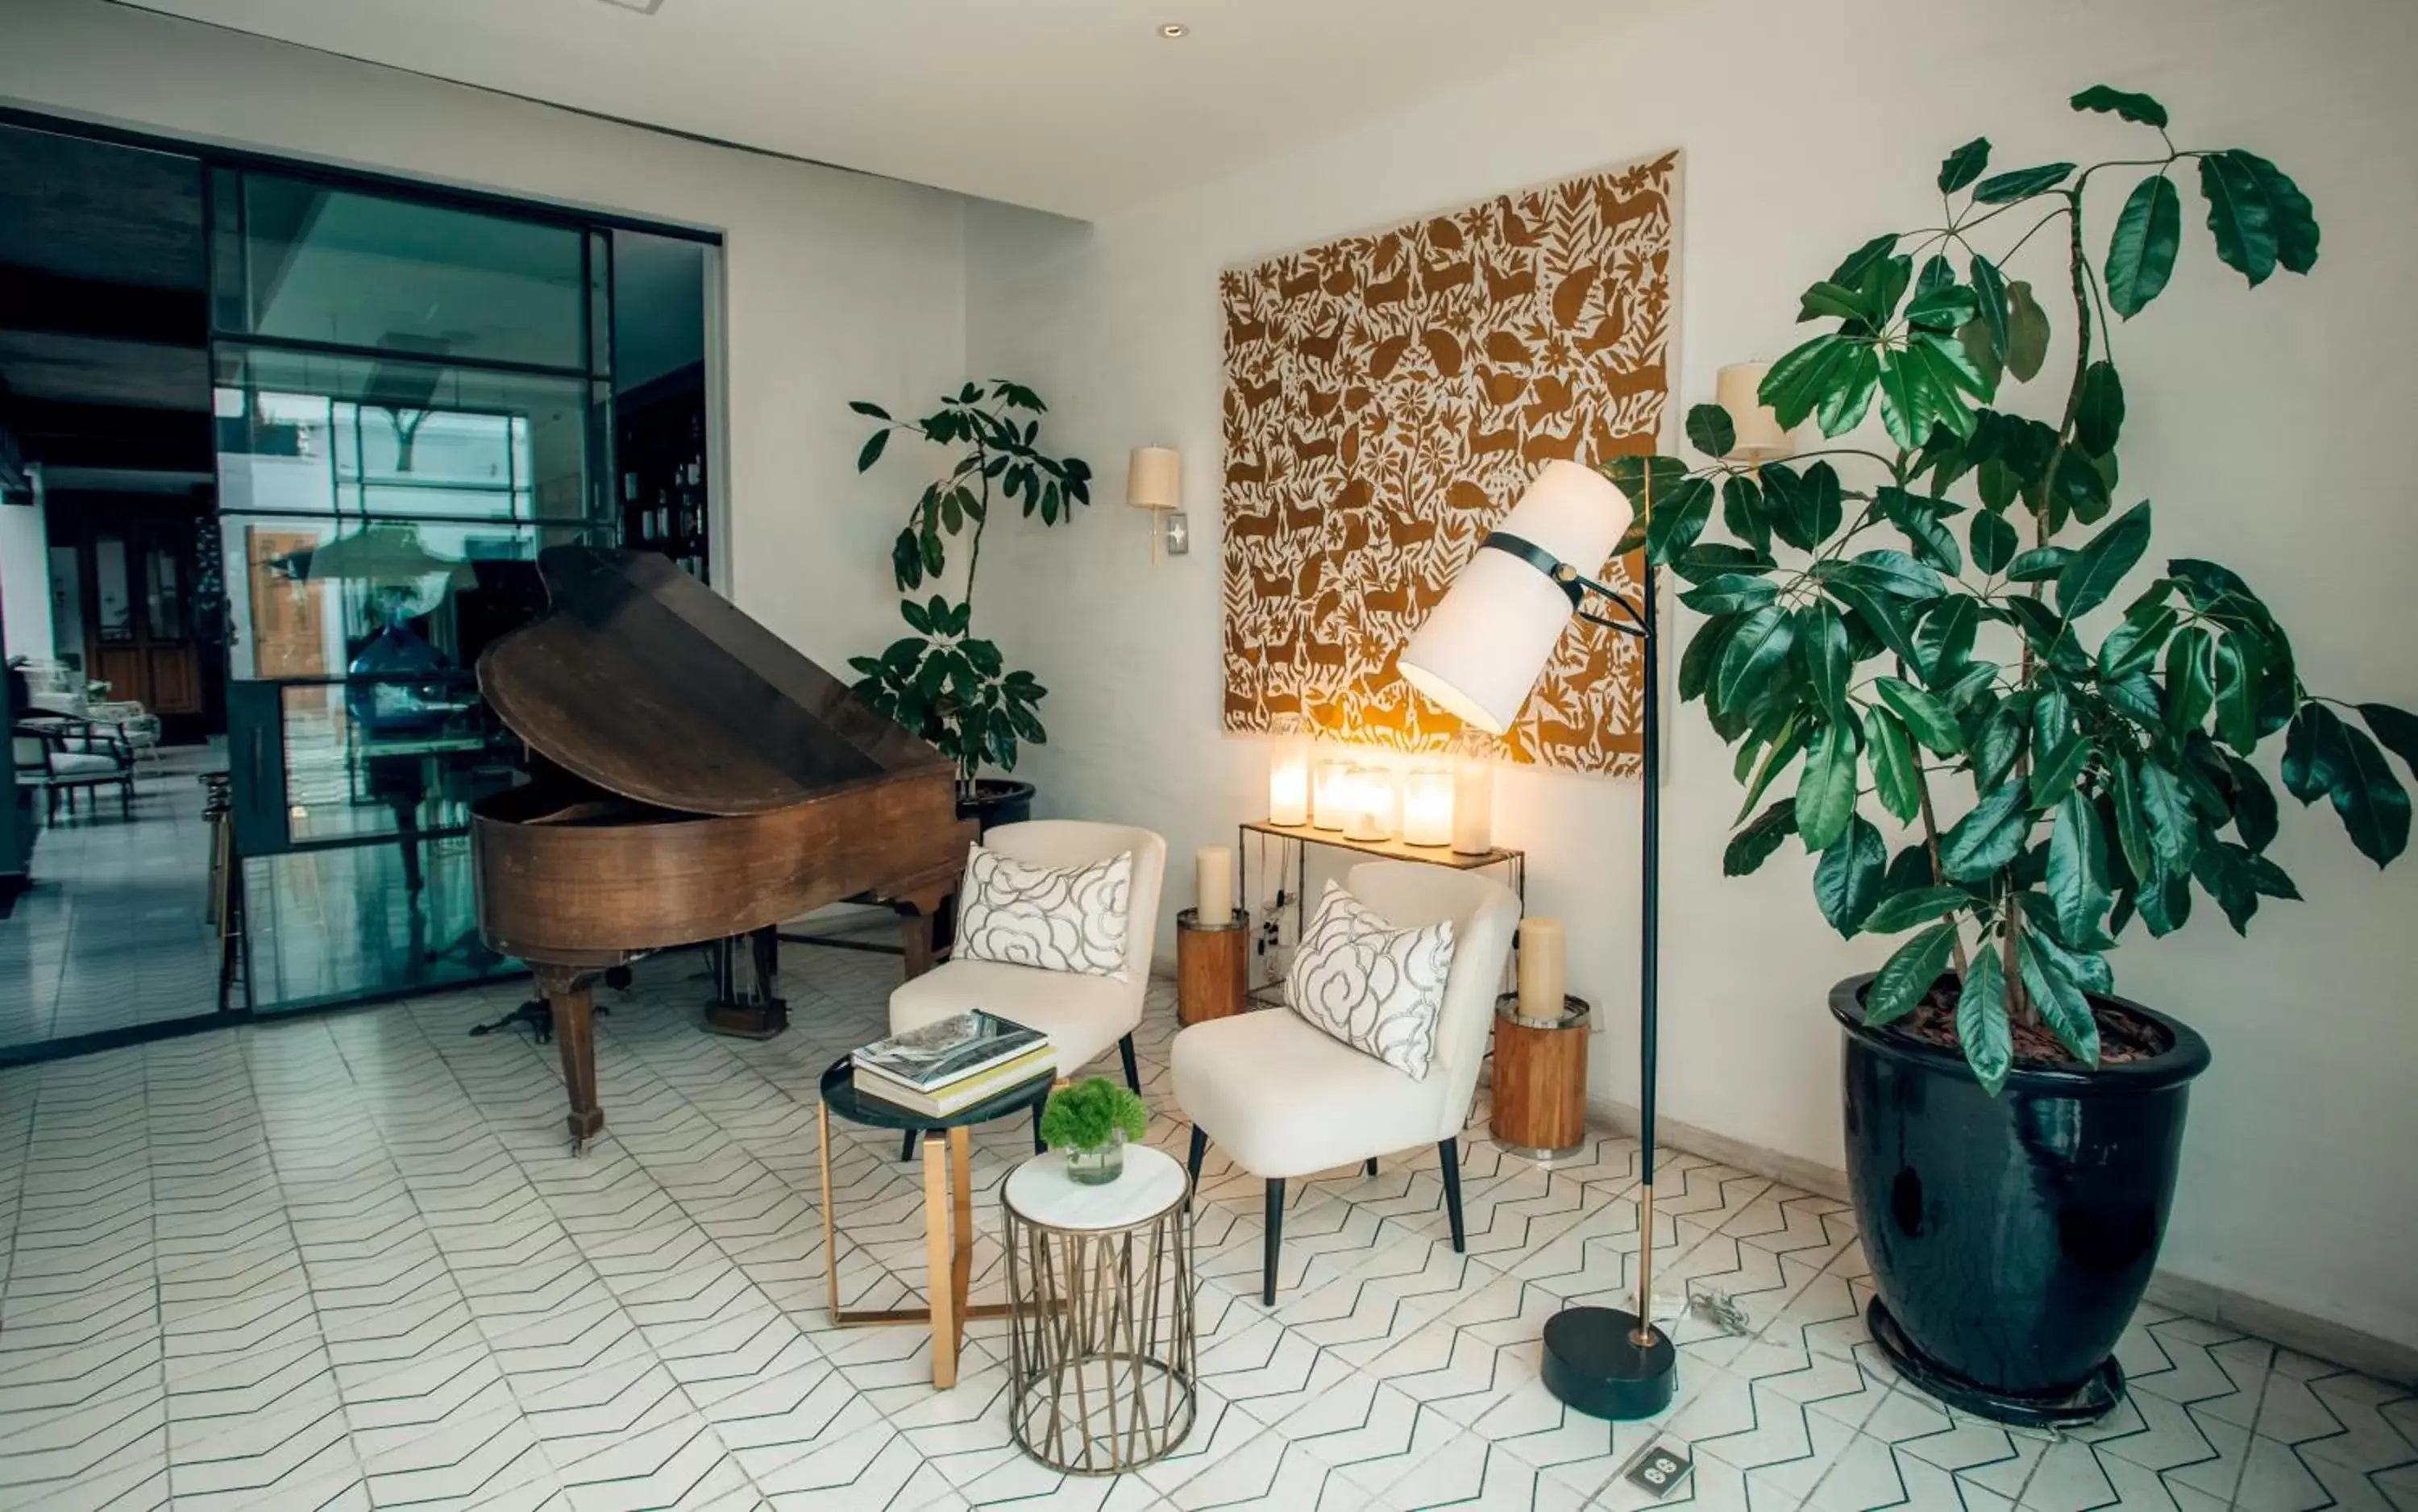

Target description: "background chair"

left=887, top=820, right=1168, bottom=1157
left=18, top=714, right=136, bottom=822
left=1172, top=859, right=1520, bottom=1304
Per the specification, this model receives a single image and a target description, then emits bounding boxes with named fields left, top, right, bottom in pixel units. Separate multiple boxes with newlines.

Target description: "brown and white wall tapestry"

left=1219, top=150, right=1678, bottom=777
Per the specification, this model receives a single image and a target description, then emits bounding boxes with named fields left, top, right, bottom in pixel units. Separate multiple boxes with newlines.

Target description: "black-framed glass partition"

left=206, top=168, right=614, bottom=1012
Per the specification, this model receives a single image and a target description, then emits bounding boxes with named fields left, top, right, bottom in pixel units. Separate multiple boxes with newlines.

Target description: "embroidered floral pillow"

left=955, top=845, right=1133, bottom=978
left=1285, top=881, right=1457, bottom=1079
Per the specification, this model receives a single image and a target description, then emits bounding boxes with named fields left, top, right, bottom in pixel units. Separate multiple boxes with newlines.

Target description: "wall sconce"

left=1714, top=361, right=1796, bottom=467
left=1126, top=446, right=1188, bottom=561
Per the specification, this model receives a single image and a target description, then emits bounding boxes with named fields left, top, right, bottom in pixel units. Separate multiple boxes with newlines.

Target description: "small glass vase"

left=1062, top=1130, right=1127, bottom=1186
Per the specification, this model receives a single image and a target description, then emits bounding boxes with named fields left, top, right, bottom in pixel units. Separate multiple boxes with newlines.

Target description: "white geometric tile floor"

left=0, top=942, right=2409, bottom=1510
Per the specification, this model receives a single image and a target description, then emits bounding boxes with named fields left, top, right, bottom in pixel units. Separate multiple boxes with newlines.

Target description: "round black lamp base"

left=1541, top=1306, right=1677, bottom=1421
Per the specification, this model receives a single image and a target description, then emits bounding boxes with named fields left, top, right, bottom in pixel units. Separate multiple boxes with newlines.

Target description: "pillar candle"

left=1195, top=845, right=1233, bottom=927
left=1452, top=754, right=1494, bottom=855
left=1311, top=758, right=1353, bottom=831
left=1402, top=766, right=1453, bottom=846
left=1343, top=767, right=1396, bottom=842
left=1519, top=917, right=1566, bottom=1018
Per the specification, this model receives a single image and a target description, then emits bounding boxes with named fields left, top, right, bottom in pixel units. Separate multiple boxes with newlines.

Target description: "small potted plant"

left=1040, top=1078, right=1149, bottom=1186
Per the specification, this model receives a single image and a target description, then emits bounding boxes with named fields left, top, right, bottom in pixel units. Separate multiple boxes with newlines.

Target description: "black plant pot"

left=958, top=778, right=1035, bottom=833
left=1830, top=974, right=2211, bottom=1425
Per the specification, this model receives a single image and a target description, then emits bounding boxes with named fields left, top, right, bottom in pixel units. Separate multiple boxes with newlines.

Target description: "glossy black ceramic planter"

left=960, top=779, right=1036, bottom=833
left=1831, top=974, right=2211, bottom=1424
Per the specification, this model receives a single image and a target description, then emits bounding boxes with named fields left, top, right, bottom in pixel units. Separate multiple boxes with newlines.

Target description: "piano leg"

left=538, top=966, right=607, bottom=1153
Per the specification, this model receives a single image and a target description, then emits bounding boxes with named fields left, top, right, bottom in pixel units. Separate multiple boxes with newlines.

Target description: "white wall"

left=0, top=0, right=970, bottom=678
left=966, top=0, right=2418, bottom=1350
left=0, top=492, right=54, bottom=669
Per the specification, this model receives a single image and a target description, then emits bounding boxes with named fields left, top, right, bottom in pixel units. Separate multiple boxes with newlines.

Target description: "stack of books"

left=852, top=1010, right=1053, bottom=1119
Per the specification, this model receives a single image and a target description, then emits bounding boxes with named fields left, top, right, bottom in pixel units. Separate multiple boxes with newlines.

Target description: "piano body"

left=470, top=546, right=976, bottom=1151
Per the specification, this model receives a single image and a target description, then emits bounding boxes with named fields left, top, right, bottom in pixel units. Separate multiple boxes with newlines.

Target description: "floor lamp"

left=1398, top=457, right=1676, bottom=1420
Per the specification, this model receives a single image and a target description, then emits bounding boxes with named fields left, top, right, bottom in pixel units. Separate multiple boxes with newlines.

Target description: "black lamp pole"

left=1476, top=530, right=1677, bottom=1420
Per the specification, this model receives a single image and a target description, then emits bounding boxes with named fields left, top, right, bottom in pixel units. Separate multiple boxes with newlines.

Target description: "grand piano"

left=470, top=546, right=977, bottom=1152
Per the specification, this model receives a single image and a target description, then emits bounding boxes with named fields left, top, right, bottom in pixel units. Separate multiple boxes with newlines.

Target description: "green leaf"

left=2049, top=792, right=2114, bottom=947
left=1720, top=476, right=1770, bottom=556
left=1863, top=886, right=1968, bottom=934
left=1940, top=786, right=2031, bottom=883
left=1969, top=509, right=2018, bottom=575
left=2234, top=150, right=2319, bottom=274
left=2005, top=280, right=2050, bottom=382
left=1879, top=488, right=1963, bottom=574
left=1814, top=817, right=1887, bottom=937
left=1735, top=715, right=1809, bottom=824
left=2329, top=721, right=2412, bottom=866
left=850, top=399, right=893, bottom=420
left=1938, top=136, right=1992, bottom=193
left=1967, top=253, right=2011, bottom=360
left=1674, top=542, right=1774, bottom=585
left=2207, top=634, right=2259, bottom=754
left=1974, top=162, right=2075, bottom=203
left=1916, top=596, right=1981, bottom=690
left=1840, top=550, right=1945, bottom=600
left=2075, top=362, right=2125, bottom=456
left=1876, top=348, right=1936, bottom=450
left=2357, top=703, right=2418, bottom=777
left=1795, top=720, right=1861, bottom=853
left=1863, top=706, right=1923, bottom=824
left=1686, top=403, right=1736, bottom=459
left=2106, top=173, right=2183, bottom=318
left=1759, top=334, right=1855, bottom=430
left=2070, top=84, right=2169, bottom=127
left=856, top=428, right=891, bottom=472
left=1876, top=678, right=1965, bottom=755
left=2192, top=839, right=2266, bottom=934
left=2100, top=602, right=2178, bottom=681
left=2138, top=759, right=2200, bottom=870
left=1817, top=346, right=1881, bottom=437
left=1679, top=574, right=1779, bottom=616
left=2282, top=703, right=2346, bottom=803
left=1905, top=282, right=1979, bottom=334
left=2200, top=151, right=2278, bottom=288
left=1603, top=454, right=1687, bottom=512
left=1716, top=605, right=1796, bottom=717
left=1644, top=477, right=1717, bottom=566
left=2057, top=501, right=2153, bottom=620
left=1955, top=949, right=2013, bottom=1095
left=1678, top=616, right=1736, bottom=704
left=2222, top=752, right=2280, bottom=853
left=2005, top=546, right=2071, bottom=584
left=1724, top=800, right=1799, bottom=877
left=1973, top=700, right=2030, bottom=795
left=1798, top=602, right=1852, bottom=720
left=2019, top=933, right=2101, bottom=1067
left=1828, top=232, right=1902, bottom=290
left=1865, top=921, right=1960, bottom=1028
left=2165, top=626, right=2216, bottom=736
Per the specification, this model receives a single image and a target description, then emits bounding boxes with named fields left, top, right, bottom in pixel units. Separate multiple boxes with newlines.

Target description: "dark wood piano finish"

left=471, top=546, right=975, bottom=1151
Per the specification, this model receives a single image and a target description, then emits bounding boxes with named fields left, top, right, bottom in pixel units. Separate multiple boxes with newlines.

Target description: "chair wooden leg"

left=1439, top=1137, right=1466, bottom=1253
left=1364, top=1157, right=1378, bottom=1177
left=1263, top=1178, right=1285, bottom=1306
left=1186, top=1125, right=1207, bottom=1194
left=1118, top=1033, right=1141, bottom=1094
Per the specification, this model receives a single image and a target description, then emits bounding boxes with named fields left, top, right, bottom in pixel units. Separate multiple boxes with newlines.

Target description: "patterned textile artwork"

left=1219, top=151, right=1679, bottom=777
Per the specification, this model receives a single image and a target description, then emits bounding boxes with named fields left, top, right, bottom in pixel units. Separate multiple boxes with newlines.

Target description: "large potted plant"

left=1620, top=89, right=2415, bottom=1423
left=847, top=380, right=1092, bottom=829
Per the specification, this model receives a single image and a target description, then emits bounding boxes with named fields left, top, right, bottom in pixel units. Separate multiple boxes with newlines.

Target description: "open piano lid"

left=478, top=546, right=953, bottom=816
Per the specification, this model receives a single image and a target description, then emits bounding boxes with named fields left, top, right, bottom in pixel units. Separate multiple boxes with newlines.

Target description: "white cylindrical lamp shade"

left=1402, top=766, right=1452, bottom=847
left=1398, top=459, right=1635, bottom=734
left=1715, top=362, right=1793, bottom=461
left=1127, top=447, right=1182, bottom=509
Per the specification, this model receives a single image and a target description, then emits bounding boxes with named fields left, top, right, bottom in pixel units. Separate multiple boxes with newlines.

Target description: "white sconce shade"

left=1398, top=459, right=1635, bottom=734
left=1715, top=361, right=1794, bottom=462
left=1126, top=447, right=1182, bottom=509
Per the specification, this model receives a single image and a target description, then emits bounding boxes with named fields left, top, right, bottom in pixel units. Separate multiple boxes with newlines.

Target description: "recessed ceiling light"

left=1160, top=23, right=1188, bottom=38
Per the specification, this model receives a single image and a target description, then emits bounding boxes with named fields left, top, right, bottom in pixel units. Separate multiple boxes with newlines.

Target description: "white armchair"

left=887, top=820, right=1168, bottom=1155
left=1171, top=860, right=1521, bottom=1304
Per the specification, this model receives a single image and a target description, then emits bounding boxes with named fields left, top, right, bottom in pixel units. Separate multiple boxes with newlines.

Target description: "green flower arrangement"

left=1040, top=1078, right=1148, bottom=1151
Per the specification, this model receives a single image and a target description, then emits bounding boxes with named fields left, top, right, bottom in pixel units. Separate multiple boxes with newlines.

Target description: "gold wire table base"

left=1002, top=1169, right=1197, bottom=1474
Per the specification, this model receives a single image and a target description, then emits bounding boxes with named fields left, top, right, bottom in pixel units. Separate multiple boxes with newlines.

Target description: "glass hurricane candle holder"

left=1311, top=758, right=1353, bottom=831
left=1402, top=765, right=1453, bottom=847
left=1343, top=766, right=1397, bottom=842
left=1268, top=714, right=1312, bottom=827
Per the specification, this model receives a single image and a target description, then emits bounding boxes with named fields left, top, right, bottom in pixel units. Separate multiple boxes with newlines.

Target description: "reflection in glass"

left=214, top=345, right=591, bottom=522
left=145, top=546, right=185, bottom=641
left=94, top=534, right=133, bottom=642
left=225, top=171, right=586, bottom=371
left=266, top=678, right=521, bottom=845
left=242, top=833, right=505, bottom=1011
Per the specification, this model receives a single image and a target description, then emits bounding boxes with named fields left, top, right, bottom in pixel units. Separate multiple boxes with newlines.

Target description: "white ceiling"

left=123, top=0, right=1639, bottom=219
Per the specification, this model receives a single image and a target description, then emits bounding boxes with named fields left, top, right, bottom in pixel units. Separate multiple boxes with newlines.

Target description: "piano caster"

left=604, top=966, right=634, bottom=992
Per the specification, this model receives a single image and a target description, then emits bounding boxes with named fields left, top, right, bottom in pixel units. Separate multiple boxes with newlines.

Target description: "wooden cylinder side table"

left=1001, top=1145, right=1197, bottom=1474
left=1491, top=993, right=1592, bottom=1160
left=1175, top=908, right=1250, bottom=1025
